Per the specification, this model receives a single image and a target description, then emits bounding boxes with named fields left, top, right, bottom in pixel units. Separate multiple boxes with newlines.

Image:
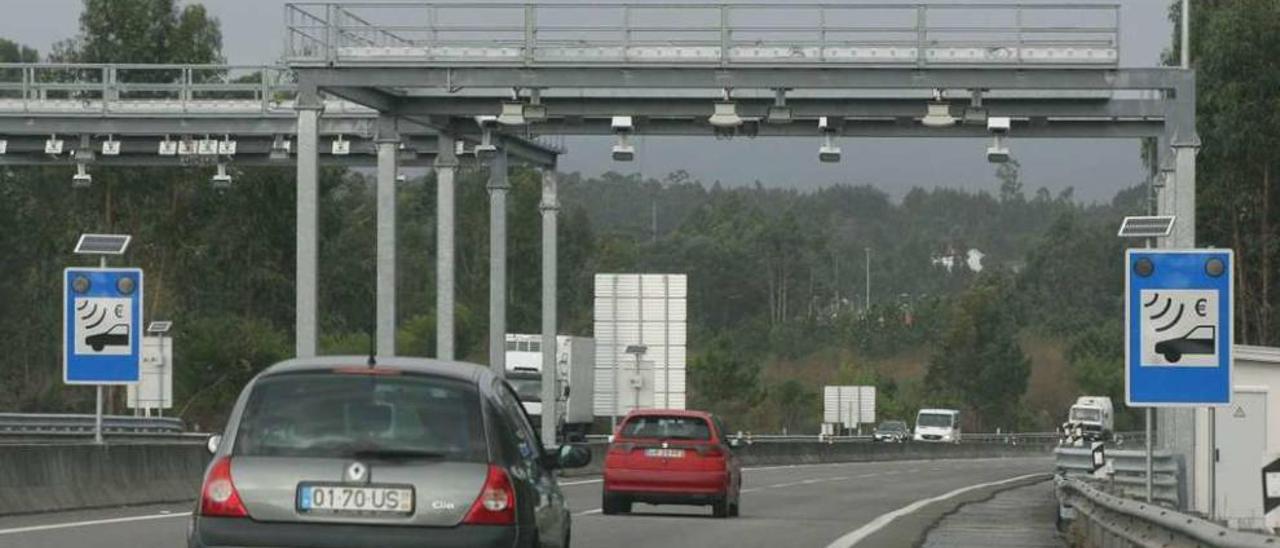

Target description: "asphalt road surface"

left=0, top=456, right=1052, bottom=548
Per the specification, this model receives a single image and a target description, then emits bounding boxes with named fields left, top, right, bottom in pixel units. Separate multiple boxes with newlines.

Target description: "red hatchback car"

left=602, top=409, right=742, bottom=518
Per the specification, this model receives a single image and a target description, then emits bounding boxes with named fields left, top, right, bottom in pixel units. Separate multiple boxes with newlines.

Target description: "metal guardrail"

left=1057, top=477, right=1279, bottom=547
left=1056, top=446, right=1183, bottom=510
left=0, top=62, right=566, bottom=156
left=0, top=413, right=185, bottom=435
left=284, top=2, right=1120, bottom=68
left=0, top=64, right=298, bottom=114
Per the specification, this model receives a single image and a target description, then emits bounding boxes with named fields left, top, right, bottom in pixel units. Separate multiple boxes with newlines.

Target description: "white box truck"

left=504, top=334, right=596, bottom=441
left=1062, top=396, right=1114, bottom=443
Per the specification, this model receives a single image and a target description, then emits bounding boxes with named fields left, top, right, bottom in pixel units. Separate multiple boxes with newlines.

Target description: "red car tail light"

left=463, top=465, right=516, bottom=525
left=200, top=456, right=248, bottom=517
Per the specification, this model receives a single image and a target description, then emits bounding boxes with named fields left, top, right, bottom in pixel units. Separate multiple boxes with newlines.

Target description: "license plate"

left=644, top=448, right=685, bottom=458
left=298, top=484, right=414, bottom=514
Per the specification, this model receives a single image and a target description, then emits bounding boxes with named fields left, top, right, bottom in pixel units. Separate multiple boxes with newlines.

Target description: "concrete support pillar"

left=540, top=167, right=560, bottom=447
left=294, top=100, right=322, bottom=358
left=487, top=148, right=509, bottom=377
left=375, top=116, right=400, bottom=357
left=434, top=134, right=458, bottom=360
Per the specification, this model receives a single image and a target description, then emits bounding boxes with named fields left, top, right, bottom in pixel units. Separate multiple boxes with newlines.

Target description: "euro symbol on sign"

left=1195, top=299, right=1208, bottom=317
left=114, top=304, right=124, bottom=318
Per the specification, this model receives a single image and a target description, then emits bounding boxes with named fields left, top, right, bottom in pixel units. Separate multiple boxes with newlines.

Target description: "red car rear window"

left=620, top=416, right=711, bottom=441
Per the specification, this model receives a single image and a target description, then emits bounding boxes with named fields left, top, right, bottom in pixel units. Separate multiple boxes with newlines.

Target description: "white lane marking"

left=560, top=478, right=603, bottom=487
left=0, top=511, right=191, bottom=536
left=576, top=508, right=603, bottom=516
left=823, top=473, right=1044, bottom=548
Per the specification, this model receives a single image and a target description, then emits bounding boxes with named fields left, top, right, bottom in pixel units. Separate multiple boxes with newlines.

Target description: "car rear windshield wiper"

left=350, top=448, right=448, bottom=461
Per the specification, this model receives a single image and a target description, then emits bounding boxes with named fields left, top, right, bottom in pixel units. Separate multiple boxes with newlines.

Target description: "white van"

left=914, top=409, right=961, bottom=443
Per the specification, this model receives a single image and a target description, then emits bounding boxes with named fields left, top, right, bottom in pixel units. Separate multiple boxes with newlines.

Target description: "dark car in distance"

left=872, top=420, right=910, bottom=443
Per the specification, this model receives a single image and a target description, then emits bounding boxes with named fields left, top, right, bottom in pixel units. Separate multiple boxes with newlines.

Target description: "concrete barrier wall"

left=0, top=441, right=1050, bottom=515
left=0, top=443, right=209, bottom=516
left=565, top=441, right=1054, bottom=477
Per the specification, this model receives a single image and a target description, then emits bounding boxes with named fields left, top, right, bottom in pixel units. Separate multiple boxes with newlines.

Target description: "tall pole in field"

left=864, top=247, right=871, bottom=312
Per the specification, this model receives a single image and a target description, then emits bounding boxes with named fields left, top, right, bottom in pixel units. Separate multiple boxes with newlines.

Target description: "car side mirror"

left=206, top=434, right=222, bottom=455
left=546, top=444, right=591, bottom=470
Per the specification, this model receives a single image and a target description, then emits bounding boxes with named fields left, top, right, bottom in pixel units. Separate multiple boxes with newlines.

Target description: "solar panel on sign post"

left=73, top=234, right=131, bottom=255
left=147, top=321, right=173, bottom=334
left=1117, top=216, right=1175, bottom=239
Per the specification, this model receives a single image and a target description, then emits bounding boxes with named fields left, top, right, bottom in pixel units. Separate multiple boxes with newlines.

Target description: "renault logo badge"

left=346, top=461, right=368, bottom=483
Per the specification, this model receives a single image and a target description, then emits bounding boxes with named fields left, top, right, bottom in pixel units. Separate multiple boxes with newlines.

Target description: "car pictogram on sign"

left=1153, top=325, right=1215, bottom=363
left=86, top=324, right=130, bottom=352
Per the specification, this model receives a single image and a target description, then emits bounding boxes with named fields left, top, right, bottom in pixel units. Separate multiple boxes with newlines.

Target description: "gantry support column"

left=375, top=115, right=400, bottom=357
left=1157, top=72, right=1203, bottom=513
left=487, top=148, right=509, bottom=377
left=435, top=134, right=458, bottom=360
left=540, top=167, right=560, bottom=447
left=294, top=89, right=322, bottom=358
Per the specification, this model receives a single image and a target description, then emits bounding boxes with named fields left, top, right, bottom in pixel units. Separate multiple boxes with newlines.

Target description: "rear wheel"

left=602, top=493, right=631, bottom=515
left=729, top=499, right=740, bottom=517
left=712, top=498, right=730, bottom=518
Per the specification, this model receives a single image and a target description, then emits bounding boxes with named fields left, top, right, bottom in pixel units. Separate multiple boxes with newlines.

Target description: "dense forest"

left=2, top=1, right=1278, bottom=435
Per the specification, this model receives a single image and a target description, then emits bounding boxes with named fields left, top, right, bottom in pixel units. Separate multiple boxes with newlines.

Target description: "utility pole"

left=651, top=198, right=657, bottom=244
left=864, top=247, right=871, bottom=312
left=1180, top=0, right=1190, bottom=69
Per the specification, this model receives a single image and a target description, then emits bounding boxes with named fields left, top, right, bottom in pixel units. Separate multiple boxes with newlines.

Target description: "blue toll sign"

left=63, top=268, right=143, bottom=384
left=1126, top=250, right=1232, bottom=406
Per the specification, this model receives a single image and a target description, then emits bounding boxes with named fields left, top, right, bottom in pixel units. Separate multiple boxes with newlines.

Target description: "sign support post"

left=95, top=386, right=103, bottom=444
left=96, top=255, right=105, bottom=445
left=1146, top=407, right=1153, bottom=502
left=158, top=332, right=165, bottom=418
left=1208, top=406, right=1215, bottom=518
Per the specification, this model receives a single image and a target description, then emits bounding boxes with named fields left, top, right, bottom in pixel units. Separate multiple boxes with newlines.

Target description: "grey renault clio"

left=188, top=356, right=591, bottom=548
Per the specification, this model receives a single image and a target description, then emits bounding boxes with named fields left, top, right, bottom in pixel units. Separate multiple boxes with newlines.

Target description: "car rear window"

left=233, top=371, right=487, bottom=462
left=620, top=415, right=711, bottom=441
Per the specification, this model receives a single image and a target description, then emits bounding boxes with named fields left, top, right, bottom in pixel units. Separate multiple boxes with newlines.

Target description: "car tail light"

left=200, top=456, right=248, bottom=517
left=463, top=465, right=516, bottom=525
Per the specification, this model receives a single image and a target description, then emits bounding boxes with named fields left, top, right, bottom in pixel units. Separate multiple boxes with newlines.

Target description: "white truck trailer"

left=504, top=334, right=596, bottom=441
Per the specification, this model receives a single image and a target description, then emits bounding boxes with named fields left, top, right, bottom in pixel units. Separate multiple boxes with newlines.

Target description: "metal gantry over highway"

left=276, top=1, right=1198, bottom=450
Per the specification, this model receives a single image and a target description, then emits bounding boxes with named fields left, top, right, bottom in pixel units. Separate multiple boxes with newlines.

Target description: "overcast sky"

left=0, top=0, right=1174, bottom=202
